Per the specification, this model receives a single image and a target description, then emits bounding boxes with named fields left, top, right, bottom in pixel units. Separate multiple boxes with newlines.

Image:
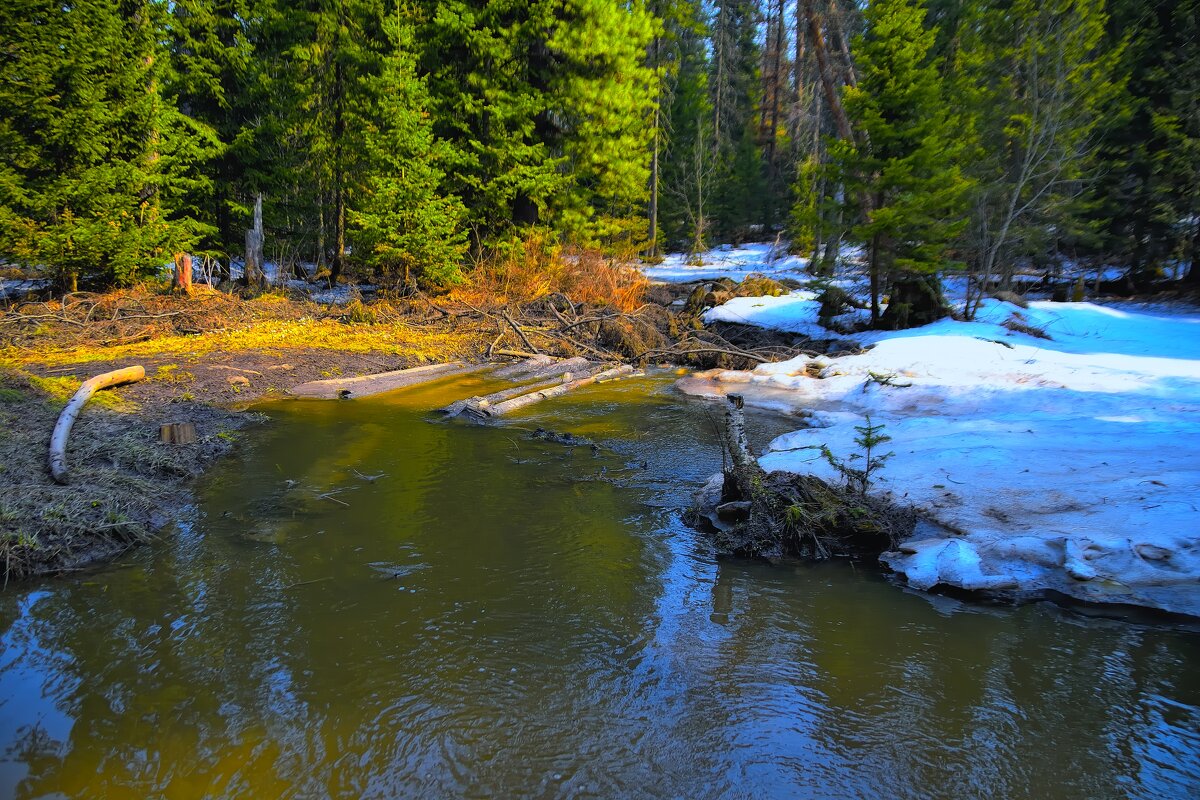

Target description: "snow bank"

left=679, top=297, right=1200, bottom=617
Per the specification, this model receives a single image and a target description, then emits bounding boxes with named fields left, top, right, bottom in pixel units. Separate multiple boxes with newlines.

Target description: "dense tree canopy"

left=0, top=0, right=1195, bottom=307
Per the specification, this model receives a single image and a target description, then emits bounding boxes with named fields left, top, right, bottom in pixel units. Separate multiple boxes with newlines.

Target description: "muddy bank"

left=0, top=346, right=471, bottom=580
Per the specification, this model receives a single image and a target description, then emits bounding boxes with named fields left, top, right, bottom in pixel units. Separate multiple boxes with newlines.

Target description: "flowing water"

left=1, top=373, right=1198, bottom=799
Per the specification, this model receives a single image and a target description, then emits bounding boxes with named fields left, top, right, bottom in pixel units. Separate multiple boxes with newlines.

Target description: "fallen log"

left=290, top=362, right=489, bottom=400
left=49, top=365, right=146, bottom=484
left=479, top=364, right=636, bottom=418
left=491, top=355, right=592, bottom=381
left=439, top=362, right=608, bottom=417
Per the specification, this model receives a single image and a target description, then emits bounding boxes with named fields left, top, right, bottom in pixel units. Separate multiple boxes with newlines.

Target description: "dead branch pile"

left=0, top=287, right=332, bottom=351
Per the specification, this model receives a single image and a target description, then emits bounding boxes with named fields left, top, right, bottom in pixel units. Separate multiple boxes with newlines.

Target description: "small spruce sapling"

left=822, top=415, right=894, bottom=495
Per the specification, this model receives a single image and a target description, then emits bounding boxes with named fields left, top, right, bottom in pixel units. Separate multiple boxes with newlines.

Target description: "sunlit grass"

left=1, top=316, right=479, bottom=367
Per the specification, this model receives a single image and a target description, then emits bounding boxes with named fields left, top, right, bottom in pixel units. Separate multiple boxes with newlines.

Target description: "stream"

left=1, top=373, right=1198, bottom=798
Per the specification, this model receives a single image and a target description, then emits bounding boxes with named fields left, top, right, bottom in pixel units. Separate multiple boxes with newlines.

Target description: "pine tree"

left=545, top=0, right=659, bottom=251
left=0, top=0, right=202, bottom=290
left=418, top=0, right=565, bottom=246
left=836, top=0, right=972, bottom=327
left=350, top=7, right=466, bottom=288
left=659, top=7, right=714, bottom=253
left=162, top=0, right=253, bottom=269
left=1089, top=0, right=1200, bottom=286
left=708, top=0, right=765, bottom=243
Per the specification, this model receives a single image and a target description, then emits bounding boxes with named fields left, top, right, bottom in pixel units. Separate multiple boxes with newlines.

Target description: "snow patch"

left=643, top=242, right=810, bottom=283
left=679, top=297, right=1200, bottom=616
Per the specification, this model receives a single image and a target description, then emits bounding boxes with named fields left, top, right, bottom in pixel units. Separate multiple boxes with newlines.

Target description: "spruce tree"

left=1089, top=0, right=1200, bottom=286
left=0, top=0, right=202, bottom=289
left=836, top=0, right=971, bottom=327
left=956, top=0, right=1120, bottom=300
left=350, top=8, right=467, bottom=288
left=545, top=0, right=659, bottom=251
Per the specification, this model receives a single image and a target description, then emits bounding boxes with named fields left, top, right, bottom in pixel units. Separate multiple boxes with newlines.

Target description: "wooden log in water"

left=479, top=364, right=636, bottom=417
left=48, top=366, right=146, bottom=484
left=440, top=362, right=609, bottom=417
left=290, top=363, right=490, bottom=400
left=491, top=355, right=592, bottom=381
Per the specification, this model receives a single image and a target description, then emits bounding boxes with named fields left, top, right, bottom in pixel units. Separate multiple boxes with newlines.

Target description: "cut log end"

left=160, top=422, right=198, bottom=445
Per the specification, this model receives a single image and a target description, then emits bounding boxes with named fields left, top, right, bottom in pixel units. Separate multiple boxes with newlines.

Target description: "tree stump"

left=172, top=252, right=193, bottom=294
left=160, top=423, right=197, bottom=445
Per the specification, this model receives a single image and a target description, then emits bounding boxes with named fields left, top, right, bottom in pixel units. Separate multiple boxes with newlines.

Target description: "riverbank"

left=0, top=287, right=493, bottom=578
left=0, top=274, right=806, bottom=579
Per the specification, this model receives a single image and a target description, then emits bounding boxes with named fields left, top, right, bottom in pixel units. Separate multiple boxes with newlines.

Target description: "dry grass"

left=0, top=286, right=482, bottom=368
left=450, top=233, right=648, bottom=313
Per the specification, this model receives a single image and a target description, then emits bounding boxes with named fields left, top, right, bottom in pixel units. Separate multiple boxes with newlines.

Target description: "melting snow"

left=643, top=242, right=811, bottom=283
left=680, top=295, right=1200, bottom=617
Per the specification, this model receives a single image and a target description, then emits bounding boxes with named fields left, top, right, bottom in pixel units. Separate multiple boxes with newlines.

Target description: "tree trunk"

left=329, top=52, right=346, bottom=288
left=827, top=1, right=858, bottom=88
left=648, top=106, right=660, bottom=257
left=480, top=365, right=635, bottom=417
left=160, top=423, right=197, bottom=445
left=722, top=393, right=766, bottom=505
left=869, top=232, right=881, bottom=325
left=805, top=1, right=854, bottom=144
left=245, top=193, right=264, bottom=286
left=49, top=366, right=146, bottom=484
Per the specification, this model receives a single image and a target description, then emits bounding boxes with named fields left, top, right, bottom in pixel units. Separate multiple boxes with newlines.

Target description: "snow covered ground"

left=643, top=242, right=811, bottom=283
left=0, top=278, right=50, bottom=301
left=679, top=293, right=1200, bottom=617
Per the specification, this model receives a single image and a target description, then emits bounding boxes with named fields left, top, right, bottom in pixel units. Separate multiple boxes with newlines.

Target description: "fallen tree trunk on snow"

left=476, top=364, right=636, bottom=418
left=49, top=365, right=145, bottom=484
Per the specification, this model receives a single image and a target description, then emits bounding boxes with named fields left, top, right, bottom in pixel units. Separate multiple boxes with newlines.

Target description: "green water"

left=1, top=373, right=1198, bottom=799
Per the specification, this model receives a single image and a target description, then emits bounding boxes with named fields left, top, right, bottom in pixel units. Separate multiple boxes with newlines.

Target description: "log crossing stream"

left=1, top=372, right=1198, bottom=798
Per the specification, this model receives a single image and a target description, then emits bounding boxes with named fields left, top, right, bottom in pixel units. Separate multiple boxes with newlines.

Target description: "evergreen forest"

left=2, top=0, right=1198, bottom=316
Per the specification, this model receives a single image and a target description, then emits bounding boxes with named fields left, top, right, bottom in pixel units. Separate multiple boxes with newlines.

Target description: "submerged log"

left=49, top=366, right=146, bottom=484
left=290, top=363, right=489, bottom=400
left=477, top=364, right=636, bottom=418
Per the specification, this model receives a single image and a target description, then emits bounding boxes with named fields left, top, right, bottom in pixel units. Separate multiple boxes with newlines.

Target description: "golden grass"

left=450, top=233, right=648, bottom=313
left=1, top=308, right=479, bottom=367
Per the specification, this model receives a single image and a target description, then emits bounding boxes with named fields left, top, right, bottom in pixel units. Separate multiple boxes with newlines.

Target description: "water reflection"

left=1, top=374, right=1197, bottom=799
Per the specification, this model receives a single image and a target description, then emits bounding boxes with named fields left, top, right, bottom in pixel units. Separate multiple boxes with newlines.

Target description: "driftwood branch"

left=48, top=366, right=146, bottom=484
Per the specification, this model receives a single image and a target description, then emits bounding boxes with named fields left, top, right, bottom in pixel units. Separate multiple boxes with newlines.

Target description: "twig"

left=286, top=576, right=333, bottom=589
left=501, top=309, right=541, bottom=354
